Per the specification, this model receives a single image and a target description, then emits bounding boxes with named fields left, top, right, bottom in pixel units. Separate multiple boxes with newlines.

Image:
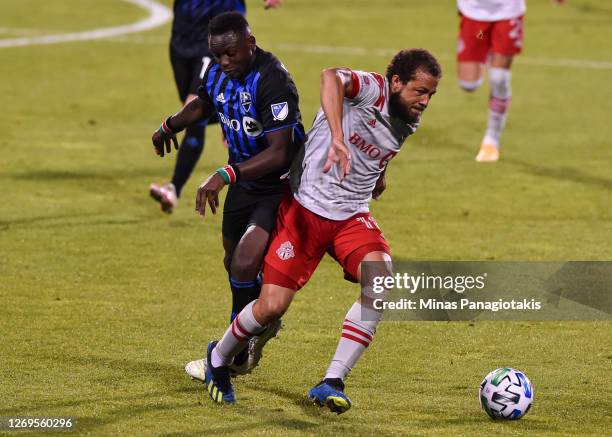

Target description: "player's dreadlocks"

left=386, top=49, right=442, bottom=83
left=209, top=11, right=250, bottom=36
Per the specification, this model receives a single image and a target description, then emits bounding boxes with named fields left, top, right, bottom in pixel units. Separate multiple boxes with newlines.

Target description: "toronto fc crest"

left=276, top=241, right=295, bottom=260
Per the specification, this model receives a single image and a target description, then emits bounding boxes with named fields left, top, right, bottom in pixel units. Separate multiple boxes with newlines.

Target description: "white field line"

left=1, top=6, right=611, bottom=72
left=0, top=0, right=171, bottom=49
left=270, top=43, right=612, bottom=71
left=95, top=37, right=612, bottom=71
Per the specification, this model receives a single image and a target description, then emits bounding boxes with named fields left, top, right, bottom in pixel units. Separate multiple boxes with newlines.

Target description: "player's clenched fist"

left=152, top=116, right=180, bottom=157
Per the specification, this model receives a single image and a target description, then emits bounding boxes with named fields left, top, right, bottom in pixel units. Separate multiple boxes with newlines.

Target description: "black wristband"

left=230, top=163, right=241, bottom=183
left=165, top=116, right=181, bottom=133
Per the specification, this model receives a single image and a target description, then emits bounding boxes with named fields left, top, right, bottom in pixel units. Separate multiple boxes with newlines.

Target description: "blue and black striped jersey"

left=198, top=47, right=305, bottom=190
left=171, top=0, right=246, bottom=58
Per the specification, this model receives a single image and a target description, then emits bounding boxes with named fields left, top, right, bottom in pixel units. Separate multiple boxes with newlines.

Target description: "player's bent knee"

left=489, top=67, right=512, bottom=99
left=253, top=297, right=288, bottom=325
left=230, top=253, right=261, bottom=281
left=356, top=250, right=393, bottom=286
left=458, top=77, right=483, bottom=92
left=263, top=300, right=288, bottom=321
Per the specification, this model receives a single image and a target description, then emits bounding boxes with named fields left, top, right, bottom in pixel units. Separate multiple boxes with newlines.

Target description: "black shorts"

left=169, top=46, right=219, bottom=127
left=222, top=184, right=284, bottom=243
left=169, top=45, right=211, bottom=103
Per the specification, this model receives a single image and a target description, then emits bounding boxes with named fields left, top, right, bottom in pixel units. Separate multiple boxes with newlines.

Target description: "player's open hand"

left=152, top=129, right=179, bottom=157
left=195, top=172, right=225, bottom=217
left=323, top=137, right=352, bottom=181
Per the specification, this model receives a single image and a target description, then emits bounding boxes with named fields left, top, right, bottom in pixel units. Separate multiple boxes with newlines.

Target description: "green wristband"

left=216, top=168, right=231, bottom=184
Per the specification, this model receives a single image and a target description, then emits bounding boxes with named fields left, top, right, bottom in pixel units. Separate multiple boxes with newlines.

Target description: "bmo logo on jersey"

left=218, top=112, right=241, bottom=131
left=348, top=132, right=397, bottom=168
left=218, top=113, right=263, bottom=137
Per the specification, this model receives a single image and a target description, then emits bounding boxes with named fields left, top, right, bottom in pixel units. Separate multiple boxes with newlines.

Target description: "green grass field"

left=1, top=0, right=611, bottom=435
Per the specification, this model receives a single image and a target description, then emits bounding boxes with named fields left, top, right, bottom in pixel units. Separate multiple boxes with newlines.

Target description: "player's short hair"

left=209, top=12, right=250, bottom=36
left=386, top=49, right=442, bottom=83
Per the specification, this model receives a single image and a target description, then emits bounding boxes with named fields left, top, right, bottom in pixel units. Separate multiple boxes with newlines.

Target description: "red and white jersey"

left=457, top=0, right=526, bottom=21
left=292, top=70, right=418, bottom=221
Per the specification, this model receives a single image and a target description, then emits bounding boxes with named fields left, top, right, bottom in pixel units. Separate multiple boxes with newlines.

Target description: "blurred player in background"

left=457, top=0, right=565, bottom=162
left=200, top=49, right=441, bottom=411
left=150, top=0, right=283, bottom=213
left=457, top=0, right=524, bottom=162
left=152, top=12, right=303, bottom=377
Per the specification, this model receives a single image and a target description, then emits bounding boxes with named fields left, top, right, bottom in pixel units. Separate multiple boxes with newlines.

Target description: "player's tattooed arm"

left=151, top=97, right=214, bottom=157
left=372, top=166, right=387, bottom=200
left=321, top=68, right=354, bottom=180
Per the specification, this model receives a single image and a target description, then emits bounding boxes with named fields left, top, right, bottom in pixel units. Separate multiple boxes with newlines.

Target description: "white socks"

left=324, top=301, right=382, bottom=380
left=211, top=300, right=264, bottom=368
left=484, top=67, right=512, bottom=148
left=459, top=77, right=484, bottom=92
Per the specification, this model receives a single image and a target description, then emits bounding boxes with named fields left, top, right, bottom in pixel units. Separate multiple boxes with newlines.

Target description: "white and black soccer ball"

left=479, top=367, right=534, bottom=420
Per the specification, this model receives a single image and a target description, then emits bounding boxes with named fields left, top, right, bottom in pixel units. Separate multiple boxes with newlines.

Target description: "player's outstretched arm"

left=320, top=68, right=354, bottom=180
left=151, top=97, right=214, bottom=157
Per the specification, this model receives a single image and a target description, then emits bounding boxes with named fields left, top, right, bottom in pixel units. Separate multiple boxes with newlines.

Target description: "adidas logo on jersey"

left=367, top=119, right=376, bottom=128
left=216, top=93, right=226, bottom=103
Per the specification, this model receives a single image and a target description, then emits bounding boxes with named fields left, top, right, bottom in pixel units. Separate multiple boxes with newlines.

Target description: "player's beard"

left=388, top=91, right=419, bottom=125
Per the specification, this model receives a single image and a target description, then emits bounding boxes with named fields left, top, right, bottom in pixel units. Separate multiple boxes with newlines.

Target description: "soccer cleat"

left=247, top=318, right=282, bottom=372
left=149, top=182, right=178, bottom=213
left=185, top=356, right=250, bottom=381
left=203, top=341, right=235, bottom=404
left=475, top=143, right=500, bottom=162
left=308, top=378, right=352, bottom=414
left=185, top=319, right=282, bottom=382
left=185, top=358, right=208, bottom=381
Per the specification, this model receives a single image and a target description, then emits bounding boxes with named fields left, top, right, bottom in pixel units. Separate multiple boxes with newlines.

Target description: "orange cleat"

left=475, top=144, right=500, bottom=162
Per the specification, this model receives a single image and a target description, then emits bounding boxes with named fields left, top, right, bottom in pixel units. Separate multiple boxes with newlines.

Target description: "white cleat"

left=149, top=182, right=178, bottom=213
left=185, top=358, right=207, bottom=382
left=185, top=356, right=250, bottom=382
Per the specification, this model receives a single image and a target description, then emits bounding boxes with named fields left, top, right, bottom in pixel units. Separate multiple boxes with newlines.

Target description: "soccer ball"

left=479, top=368, right=533, bottom=420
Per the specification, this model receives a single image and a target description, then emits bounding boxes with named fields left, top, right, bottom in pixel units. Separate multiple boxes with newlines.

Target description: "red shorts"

left=457, top=14, right=524, bottom=63
left=263, top=195, right=390, bottom=291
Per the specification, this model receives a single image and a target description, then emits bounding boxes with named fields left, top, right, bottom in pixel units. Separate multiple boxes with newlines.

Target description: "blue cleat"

left=308, top=378, right=352, bottom=414
left=203, top=341, right=235, bottom=404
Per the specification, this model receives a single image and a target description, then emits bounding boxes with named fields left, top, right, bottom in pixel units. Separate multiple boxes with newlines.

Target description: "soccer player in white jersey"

left=198, top=49, right=441, bottom=412
left=457, top=0, right=565, bottom=162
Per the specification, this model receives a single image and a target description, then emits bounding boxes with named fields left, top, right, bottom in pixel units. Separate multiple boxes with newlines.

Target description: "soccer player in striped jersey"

left=150, top=0, right=283, bottom=213
left=201, top=49, right=441, bottom=411
left=152, top=12, right=304, bottom=384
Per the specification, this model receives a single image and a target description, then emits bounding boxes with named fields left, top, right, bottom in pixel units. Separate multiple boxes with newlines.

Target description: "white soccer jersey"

left=457, top=0, right=526, bottom=21
left=292, top=70, right=418, bottom=221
